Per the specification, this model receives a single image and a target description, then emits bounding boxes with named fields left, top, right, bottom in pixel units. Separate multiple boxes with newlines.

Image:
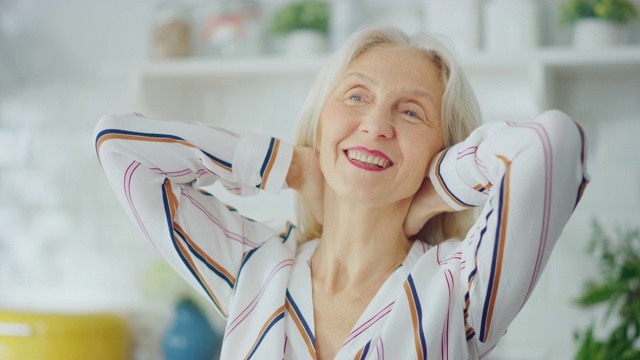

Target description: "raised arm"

left=429, top=110, right=589, bottom=352
left=94, top=113, right=294, bottom=318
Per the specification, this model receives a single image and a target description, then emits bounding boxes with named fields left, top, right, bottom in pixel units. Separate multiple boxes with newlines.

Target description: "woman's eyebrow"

left=406, top=90, right=437, bottom=106
left=343, top=71, right=438, bottom=106
left=343, top=71, right=377, bottom=85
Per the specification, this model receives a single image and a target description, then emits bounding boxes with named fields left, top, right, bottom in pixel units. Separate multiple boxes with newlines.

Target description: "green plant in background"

left=574, top=219, right=640, bottom=360
left=271, top=0, right=330, bottom=34
left=559, top=0, right=639, bottom=24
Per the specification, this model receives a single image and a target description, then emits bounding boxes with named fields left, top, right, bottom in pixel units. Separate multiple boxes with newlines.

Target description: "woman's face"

left=317, top=45, right=445, bottom=207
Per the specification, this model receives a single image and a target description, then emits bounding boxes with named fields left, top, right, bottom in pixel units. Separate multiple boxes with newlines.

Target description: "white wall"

left=1, top=0, right=639, bottom=359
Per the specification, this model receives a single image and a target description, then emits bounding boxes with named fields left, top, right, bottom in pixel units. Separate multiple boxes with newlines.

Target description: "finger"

left=403, top=213, right=421, bottom=238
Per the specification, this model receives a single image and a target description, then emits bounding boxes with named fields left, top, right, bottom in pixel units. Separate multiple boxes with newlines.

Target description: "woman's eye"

left=401, top=108, right=425, bottom=123
left=350, top=95, right=362, bottom=101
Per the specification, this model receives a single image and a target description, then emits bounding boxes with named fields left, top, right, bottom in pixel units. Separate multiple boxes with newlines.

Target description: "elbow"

left=93, top=114, right=121, bottom=160
left=538, top=109, right=589, bottom=199
left=538, top=109, right=575, bottom=135
left=94, top=115, right=118, bottom=141
left=538, top=109, right=586, bottom=165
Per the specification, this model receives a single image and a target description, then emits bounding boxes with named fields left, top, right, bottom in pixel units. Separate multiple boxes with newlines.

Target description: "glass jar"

left=151, top=2, right=192, bottom=59
left=199, top=0, right=263, bottom=57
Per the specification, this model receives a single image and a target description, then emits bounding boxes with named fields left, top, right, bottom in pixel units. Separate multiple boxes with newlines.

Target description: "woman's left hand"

left=403, top=176, right=454, bottom=237
left=287, top=146, right=325, bottom=224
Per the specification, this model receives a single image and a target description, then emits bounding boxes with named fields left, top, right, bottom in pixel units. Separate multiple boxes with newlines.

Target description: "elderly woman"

left=94, top=27, right=589, bottom=359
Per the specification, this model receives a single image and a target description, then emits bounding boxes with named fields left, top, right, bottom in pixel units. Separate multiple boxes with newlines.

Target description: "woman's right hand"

left=403, top=175, right=454, bottom=237
left=287, top=146, right=325, bottom=224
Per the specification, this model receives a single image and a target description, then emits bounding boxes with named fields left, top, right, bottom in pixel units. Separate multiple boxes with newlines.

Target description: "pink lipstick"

left=344, top=146, right=393, bottom=172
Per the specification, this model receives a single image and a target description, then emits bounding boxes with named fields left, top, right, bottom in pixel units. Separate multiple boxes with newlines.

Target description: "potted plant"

left=270, top=0, right=330, bottom=56
left=573, top=220, right=640, bottom=359
left=559, top=0, right=638, bottom=48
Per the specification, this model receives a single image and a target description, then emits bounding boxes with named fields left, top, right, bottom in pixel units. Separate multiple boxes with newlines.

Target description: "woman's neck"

left=311, top=190, right=413, bottom=293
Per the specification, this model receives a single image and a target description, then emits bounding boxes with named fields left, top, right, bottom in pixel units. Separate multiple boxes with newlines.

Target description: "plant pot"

left=573, top=19, right=622, bottom=49
left=424, top=0, right=481, bottom=55
left=483, top=0, right=540, bottom=52
left=284, top=29, right=327, bottom=57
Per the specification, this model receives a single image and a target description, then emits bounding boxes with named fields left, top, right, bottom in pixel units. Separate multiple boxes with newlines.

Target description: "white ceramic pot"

left=424, top=0, right=481, bottom=55
left=573, top=18, right=621, bottom=49
left=329, top=0, right=361, bottom=51
left=483, top=0, right=540, bottom=52
left=284, top=29, right=327, bottom=56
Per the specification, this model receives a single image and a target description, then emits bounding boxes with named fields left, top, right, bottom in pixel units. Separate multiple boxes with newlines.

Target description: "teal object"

left=163, top=298, right=222, bottom=360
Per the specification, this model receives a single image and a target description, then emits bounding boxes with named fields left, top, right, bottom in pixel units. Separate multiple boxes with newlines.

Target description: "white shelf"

left=539, top=45, right=640, bottom=67
left=140, top=45, right=640, bottom=79
left=142, top=55, right=329, bottom=79
left=466, top=45, right=640, bottom=68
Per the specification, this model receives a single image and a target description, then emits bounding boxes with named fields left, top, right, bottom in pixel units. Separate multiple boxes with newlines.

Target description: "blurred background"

left=0, top=0, right=639, bottom=359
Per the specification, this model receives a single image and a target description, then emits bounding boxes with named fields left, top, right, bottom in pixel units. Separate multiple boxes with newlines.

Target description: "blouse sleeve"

left=93, top=113, right=294, bottom=319
left=428, top=110, right=589, bottom=352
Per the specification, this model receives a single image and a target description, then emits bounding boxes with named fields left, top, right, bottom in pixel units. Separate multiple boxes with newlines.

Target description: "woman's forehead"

left=339, top=45, right=443, bottom=96
left=349, top=44, right=433, bottom=67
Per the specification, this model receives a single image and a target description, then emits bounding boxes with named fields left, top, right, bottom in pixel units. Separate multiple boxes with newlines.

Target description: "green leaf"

left=559, top=0, right=639, bottom=24
left=573, top=220, right=640, bottom=358
left=575, top=281, right=621, bottom=307
left=271, top=0, right=330, bottom=34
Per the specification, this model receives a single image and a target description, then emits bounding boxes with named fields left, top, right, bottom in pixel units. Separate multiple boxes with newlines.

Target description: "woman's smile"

left=344, top=146, right=393, bottom=171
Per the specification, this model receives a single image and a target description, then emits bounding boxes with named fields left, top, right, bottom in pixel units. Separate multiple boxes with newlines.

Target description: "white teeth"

left=346, top=150, right=391, bottom=168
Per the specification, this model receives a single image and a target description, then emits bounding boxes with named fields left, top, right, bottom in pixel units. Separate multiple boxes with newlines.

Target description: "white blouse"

left=94, top=110, right=588, bottom=359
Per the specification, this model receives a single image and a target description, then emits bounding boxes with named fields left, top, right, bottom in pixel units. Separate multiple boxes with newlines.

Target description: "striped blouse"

left=94, top=109, right=588, bottom=359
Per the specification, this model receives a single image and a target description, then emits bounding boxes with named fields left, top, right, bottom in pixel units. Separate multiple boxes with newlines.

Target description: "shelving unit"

left=136, top=45, right=640, bottom=132
left=140, top=45, right=640, bottom=79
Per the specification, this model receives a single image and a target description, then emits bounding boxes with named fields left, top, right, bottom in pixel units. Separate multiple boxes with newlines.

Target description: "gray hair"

left=295, top=26, right=481, bottom=244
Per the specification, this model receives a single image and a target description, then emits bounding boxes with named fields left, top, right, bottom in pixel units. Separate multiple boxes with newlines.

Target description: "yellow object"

left=0, top=311, right=129, bottom=360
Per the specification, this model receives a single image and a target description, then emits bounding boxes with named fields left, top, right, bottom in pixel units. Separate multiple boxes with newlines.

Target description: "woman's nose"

left=359, top=105, right=394, bottom=139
